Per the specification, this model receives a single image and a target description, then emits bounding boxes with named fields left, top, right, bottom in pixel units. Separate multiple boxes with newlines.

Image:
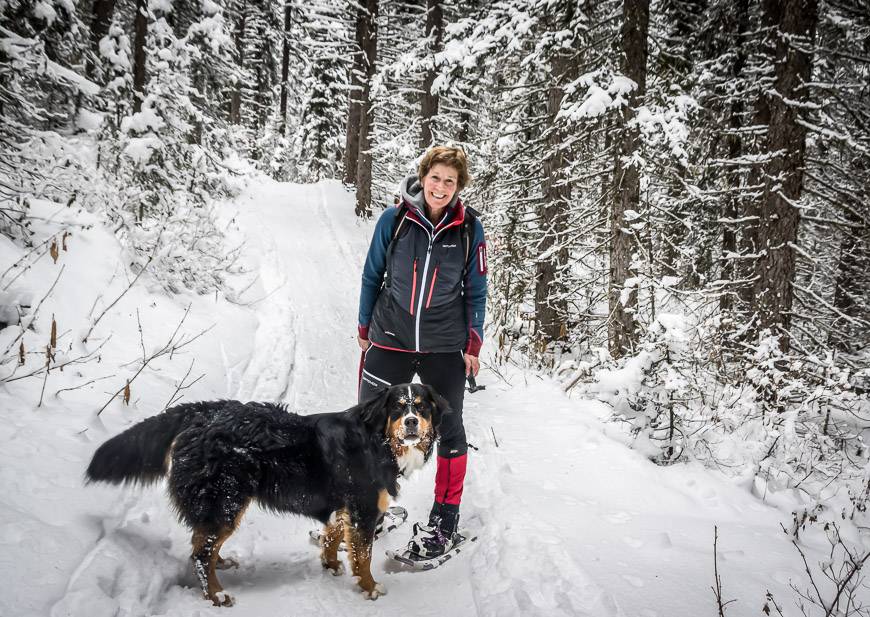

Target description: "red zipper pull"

left=410, top=258, right=418, bottom=315
left=425, top=265, right=439, bottom=309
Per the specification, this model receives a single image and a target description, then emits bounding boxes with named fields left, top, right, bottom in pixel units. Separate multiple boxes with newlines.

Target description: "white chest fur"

left=396, top=445, right=426, bottom=476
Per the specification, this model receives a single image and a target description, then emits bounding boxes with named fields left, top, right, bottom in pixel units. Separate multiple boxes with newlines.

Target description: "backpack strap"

left=386, top=202, right=478, bottom=287
left=461, top=206, right=480, bottom=279
left=384, top=202, right=410, bottom=288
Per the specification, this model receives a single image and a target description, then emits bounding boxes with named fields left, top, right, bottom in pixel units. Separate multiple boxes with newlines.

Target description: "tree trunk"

left=608, top=0, right=649, bottom=359
left=751, top=0, right=818, bottom=351
left=344, top=1, right=368, bottom=184
left=719, top=0, right=750, bottom=314
left=420, top=0, right=443, bottom=149
left=131, top=0, right=148, bottom=113
left=534, top=12, right=576, bottom=350
left=86, top=0, right=116, bottom=81
left=737, top=0, right=782, bottom=312
left=230, top=2, right=247, bottom=125
left=354, top=0, right=379, bottom=217
left=279, top=2, right=292, bottom=135
left=830, top=203, right=868, bottom=352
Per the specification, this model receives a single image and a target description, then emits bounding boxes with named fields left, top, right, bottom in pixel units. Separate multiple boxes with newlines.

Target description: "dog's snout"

left=404, top=416, right=419, bottom=429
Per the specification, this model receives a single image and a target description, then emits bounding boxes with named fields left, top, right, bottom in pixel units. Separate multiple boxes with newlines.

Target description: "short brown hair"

left=417, top=146, right=471, bottom=190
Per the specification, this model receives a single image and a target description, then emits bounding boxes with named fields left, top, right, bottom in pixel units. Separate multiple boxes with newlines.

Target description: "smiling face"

left=421, top=163, right=460, bottom=213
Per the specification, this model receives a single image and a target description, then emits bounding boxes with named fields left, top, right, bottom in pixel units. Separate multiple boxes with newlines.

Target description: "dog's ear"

left=421, top=384, right=452, bottom=430
left=359, top=387, right=392, bottom=432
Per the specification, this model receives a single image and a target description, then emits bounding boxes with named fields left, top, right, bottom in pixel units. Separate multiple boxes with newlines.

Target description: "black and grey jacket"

left=358, top=175, right=487, bottom=355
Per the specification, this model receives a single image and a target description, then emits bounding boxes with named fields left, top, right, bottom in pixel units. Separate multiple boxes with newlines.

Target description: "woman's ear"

left=359, top=387, right=392, bottom=432
left=422, top=384, right=452, bottom=430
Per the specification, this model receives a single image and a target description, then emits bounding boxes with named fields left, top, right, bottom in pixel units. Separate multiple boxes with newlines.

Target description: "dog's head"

left=360, top=384, right=451, bottom=473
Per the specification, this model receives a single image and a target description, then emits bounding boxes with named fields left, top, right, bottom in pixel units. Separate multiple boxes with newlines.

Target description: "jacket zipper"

left=409, top=258, right=418, bottom=315
left=414, top=239, right=433, bottom=350
left=425, top=265, right=439, bottom=309
left=411, top=215, right=461, bottom=352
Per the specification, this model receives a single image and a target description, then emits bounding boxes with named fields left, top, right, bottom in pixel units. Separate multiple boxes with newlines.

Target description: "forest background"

left=3, top=0, right=870, bottom=612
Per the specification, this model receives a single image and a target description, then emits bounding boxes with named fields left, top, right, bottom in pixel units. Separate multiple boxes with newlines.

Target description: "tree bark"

left=279, top=2, right=292, bottom=135
left=737, top=0, right=782, bottom=312
left=719, top=0, right=750, bottom=314
left=354, top=0, right=379, bottom=217
left=230, top=2, right=248, bottom=125
left=534, top=9, right=576, bottom=349
left=86, top=0, right=116, bottom=81
left=131, top=0, right=148, bottom=113
left=344, top=1, right=368, bottom=184
left=608, top=0, right=649, bottom=359
left=751, top=0, right=818, bottom=351
left=420, top=0, right=443, bottom=149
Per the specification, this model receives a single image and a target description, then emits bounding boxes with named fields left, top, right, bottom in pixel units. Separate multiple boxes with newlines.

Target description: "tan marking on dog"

left=320, top=509, right=346, bottom=574
left=387, top=414, right=434, bottom=476
left=190, top=498, right=250, bottom=607
left=343, top=520, right=383, bottom=598
left=192, top=528, right=233, bottom=606
left=378, top=489, right=390, bottom=513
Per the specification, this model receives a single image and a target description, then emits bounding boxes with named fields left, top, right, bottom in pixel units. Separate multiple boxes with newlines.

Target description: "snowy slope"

left=1, top=178, right=844, bottom=617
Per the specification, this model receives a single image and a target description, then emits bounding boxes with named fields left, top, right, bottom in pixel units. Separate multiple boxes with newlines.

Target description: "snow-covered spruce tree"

left=112, top=0, right=241, bottom=294
left=225, top=0, right=279, bottom=162
left=289, top=0, right=349, bottom=182
left=0, top=0, right=91, bottom=241
left=367, top=0, right=431, bottom=206
left=791, top=0, right=870, bottom=360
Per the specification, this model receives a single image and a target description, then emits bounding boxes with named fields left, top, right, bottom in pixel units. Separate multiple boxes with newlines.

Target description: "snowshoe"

left=385, top=529, right=477, bottom=570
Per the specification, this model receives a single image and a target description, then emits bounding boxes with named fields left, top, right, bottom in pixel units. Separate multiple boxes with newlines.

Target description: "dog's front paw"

left=210, top=591, right=235, bottom=607
left=322, top=558, right=345, bottom=576
left=361, top=581, right=387, bottom=600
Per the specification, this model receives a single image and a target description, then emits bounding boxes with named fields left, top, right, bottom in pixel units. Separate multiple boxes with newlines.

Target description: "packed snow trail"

left=21, top=177, right=832, bottom=617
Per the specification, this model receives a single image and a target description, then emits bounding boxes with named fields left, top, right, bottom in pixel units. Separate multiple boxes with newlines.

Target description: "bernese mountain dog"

left=85, top=383, right=448, bottom=606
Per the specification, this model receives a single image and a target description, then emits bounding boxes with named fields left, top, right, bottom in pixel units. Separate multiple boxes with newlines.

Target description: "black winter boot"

left=408, top=502, right=459, bottom=558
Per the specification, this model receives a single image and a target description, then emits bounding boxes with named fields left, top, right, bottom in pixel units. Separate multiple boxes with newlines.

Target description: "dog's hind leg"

left=190, top=498, right=250, bottom=606
left=320, top=510, right=345, bottom=576
left=192, top=527, right=234, bottom=606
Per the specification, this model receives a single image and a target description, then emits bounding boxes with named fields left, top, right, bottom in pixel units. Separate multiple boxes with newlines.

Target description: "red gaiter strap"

left=434, top=454, right=467, bottom=506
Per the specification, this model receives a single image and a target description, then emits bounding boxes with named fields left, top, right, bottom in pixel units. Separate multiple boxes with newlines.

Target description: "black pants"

left=359, top=346, right=467, bottom=458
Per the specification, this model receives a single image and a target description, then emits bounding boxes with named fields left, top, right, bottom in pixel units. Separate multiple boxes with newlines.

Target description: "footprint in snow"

left=653, top=532, right=672, bottom=548
left=605, top=511, right=632, bottom=525
left=621, top=574, right=644, bottom=588
left=623, top=537, right=644, bottom=549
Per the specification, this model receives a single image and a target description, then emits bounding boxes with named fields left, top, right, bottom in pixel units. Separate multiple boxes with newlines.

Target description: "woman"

left=357, top=145, right=487, bottom=558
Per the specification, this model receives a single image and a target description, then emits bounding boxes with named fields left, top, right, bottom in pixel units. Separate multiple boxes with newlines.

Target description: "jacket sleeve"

left=358, top=207, right=399, bottom=339
left=463, top=218, right=487, bottom=356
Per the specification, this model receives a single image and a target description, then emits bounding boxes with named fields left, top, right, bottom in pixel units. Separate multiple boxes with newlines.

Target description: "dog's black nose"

left=404, top=416, right=419, bottom=430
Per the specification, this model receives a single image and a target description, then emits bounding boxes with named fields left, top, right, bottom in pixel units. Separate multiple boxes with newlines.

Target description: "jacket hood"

left=399, top=174, right=461, bottom=224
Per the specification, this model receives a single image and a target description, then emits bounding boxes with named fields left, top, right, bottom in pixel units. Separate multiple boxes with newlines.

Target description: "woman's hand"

left=464, top=354, right=480, bottom=377
left=357, top=334, right=371, bottom=351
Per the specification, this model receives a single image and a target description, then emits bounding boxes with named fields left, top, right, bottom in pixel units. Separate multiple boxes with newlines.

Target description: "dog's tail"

left=86, top=404, right=199, bottom=486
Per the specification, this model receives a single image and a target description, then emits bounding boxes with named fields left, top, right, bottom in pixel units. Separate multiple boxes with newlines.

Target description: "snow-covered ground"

left=0, top=178, right=845, bottom=617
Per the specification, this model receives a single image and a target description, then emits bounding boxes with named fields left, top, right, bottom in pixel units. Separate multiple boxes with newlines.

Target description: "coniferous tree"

left=354, top=0, right=378, bottom=217
left=609, top=0, right=650, bottom=359
left=419, top=0, right=443, bottom=149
